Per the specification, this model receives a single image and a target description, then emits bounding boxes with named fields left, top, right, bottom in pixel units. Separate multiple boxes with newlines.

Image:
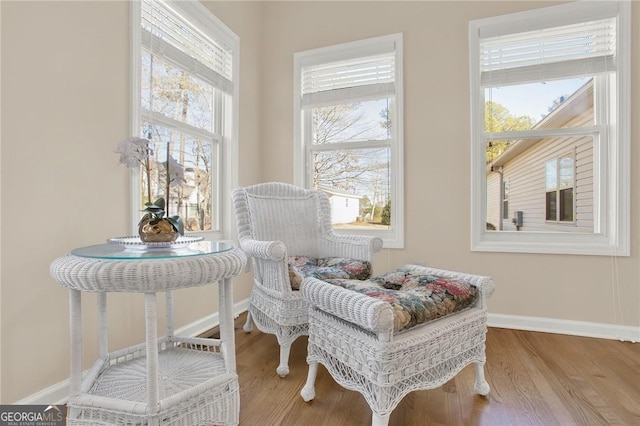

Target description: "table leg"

left=219, top=278, right=236, bottom=373
left=166, top=290, right=174, bottom=340
left=144, top=292, right=159, bottom=422
left=97, top=293, right=108, bottom=357
left=69, top=289, right=82, bottom=397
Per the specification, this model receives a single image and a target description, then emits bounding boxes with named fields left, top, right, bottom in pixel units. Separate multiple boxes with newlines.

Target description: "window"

left=294, top=34, right=404, bottom=248
left=130, top=0, right=239, bottom=239
left=545, top=154, right=575, bottom=223
left=470, top=1, right=630, bottom=255
left=502, top=180, right=509, bottom=221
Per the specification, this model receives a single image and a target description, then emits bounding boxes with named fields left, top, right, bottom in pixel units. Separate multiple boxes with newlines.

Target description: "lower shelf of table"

left=90, top=346, right=225, bottom=401
left=68, top=345, right=239, bottom=425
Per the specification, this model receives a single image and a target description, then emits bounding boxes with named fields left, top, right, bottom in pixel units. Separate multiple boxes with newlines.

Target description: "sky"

left=486, top=77, right=590, bottom=123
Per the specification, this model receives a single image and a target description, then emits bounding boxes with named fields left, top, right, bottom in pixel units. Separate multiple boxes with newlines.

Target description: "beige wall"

left=0, top=0, right=260, bottom=403
left=0, top=0, right=637, bottom=404
left=257, top=0, right=639, bottom=324
left=2, top=0, right=129, bottom=403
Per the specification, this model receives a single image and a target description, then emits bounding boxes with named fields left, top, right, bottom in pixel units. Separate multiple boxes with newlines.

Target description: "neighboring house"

left=487, top=80, right=594, bottom=232
left=319, top=185, right=362, bottom=224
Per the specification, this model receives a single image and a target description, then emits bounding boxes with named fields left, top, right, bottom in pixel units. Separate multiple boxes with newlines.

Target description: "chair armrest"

left=301, top=276, right=394, bottom=336
left=402, top=264, right=495, bottom=308
left=321, top=234, right=383, bottom=261
left=239, top=238, right=286, bottom=261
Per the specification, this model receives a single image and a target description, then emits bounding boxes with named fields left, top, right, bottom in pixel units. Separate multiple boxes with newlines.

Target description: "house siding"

left=488, top=105, right=594, bottom=233
left=486, top=172, right=501, bottom=230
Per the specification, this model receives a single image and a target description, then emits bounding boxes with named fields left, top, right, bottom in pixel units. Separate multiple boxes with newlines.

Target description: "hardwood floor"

left=220, top=313, right=639, bottom=425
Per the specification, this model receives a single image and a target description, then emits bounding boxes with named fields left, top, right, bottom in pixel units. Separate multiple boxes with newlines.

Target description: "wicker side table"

left=50, top=241, right=247, bottom=426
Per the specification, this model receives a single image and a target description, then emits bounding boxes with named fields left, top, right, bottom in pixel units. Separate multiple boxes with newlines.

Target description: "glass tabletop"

left=71, top=240, right=234, bottom=260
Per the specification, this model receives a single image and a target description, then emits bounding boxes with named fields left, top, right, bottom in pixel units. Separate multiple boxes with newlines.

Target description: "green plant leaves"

left=138, top=197, right=184, bottom=235
left=166, top=215, right=184, bottom=236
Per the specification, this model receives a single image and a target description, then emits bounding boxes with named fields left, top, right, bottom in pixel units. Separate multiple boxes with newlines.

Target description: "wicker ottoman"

left=300, top=264, right=495, bottom=426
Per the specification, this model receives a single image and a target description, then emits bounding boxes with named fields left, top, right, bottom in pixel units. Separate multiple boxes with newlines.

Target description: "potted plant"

left=116, top=137, right=185, bottom=242
left=138, top=197, right=184, bottom=242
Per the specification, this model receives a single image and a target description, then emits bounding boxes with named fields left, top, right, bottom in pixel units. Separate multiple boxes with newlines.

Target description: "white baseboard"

left=488, top=313, right=640, bottom=343
left=174, top=298, right=250, bottom=338
left=15, top=298, right=251, bottom=405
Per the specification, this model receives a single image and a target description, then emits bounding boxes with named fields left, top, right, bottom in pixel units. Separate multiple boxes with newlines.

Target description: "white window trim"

left=469, top=1, right=630, bottom=256
left=129, top=0, right=240, bottom=241
left=293, top=34, right=404, bottom=249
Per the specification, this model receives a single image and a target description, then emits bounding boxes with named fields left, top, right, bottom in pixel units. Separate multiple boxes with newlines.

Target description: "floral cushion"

left=287, top=256, right=372, bottom=290
left=325, top=269, right=478, bottom=333
left=370, top=268, right=460, bottom=290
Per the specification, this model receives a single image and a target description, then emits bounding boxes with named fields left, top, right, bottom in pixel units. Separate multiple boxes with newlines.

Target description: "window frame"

left=130, top=0, right=239, bottom=241
left=293, top=34, right=404, bottom=249
left=469, top=1, right=630, bottom=256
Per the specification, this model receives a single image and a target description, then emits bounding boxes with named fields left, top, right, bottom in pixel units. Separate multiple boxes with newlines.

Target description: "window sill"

left=472, top=231, right=629, bottom=256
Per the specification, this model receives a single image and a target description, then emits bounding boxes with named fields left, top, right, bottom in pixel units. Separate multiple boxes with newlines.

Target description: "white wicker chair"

left=232, top=182, right=383, bottom=377
left=300, top=264, right=495, bottom=426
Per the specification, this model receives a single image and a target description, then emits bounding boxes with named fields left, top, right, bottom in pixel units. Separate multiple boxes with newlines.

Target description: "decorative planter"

left=138, top=218, right=179, bottom=243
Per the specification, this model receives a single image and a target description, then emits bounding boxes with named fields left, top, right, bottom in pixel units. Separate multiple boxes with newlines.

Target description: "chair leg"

left=276, top=342, right=292, bottom=377
left=242, top=310, right=253, bottom=333
left=474, top=361, right=490, bottom=395
left=300, top=362, right=318, bottom=402
left=372, top=413, right=390, bottom=426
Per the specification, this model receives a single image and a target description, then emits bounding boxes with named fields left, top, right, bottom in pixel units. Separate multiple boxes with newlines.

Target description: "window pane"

left=486, top=140, right=511, bottom=162
left=559, top=155, right=574, bottom=189
left=559, top=188, right=574, bottom=222
left=545, top=160, right=557, bottom=191
left=501, top=181, right=509, bottom=220
left=313, top=147, right=390, bottom=230
left=311, top=98, right=392, bottom=144
left=546, top=192, right=557, bottom=221
left=141, top=122, right=215, bottom=232
left=484, top=77, right=593, bottom=132
left=142, top=50, right=215, bottom=132
left=485, top=135, right=592, bottom=233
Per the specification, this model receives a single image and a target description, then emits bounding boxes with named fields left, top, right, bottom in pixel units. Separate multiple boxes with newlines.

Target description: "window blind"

left=142, top=0, right=233, bottom=94
left=301, top=53, right=395, bottom=108
left=480, top=18, right=616, bottom=87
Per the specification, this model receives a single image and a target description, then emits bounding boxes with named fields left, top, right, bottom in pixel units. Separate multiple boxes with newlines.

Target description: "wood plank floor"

left=217, top=313, right=639, bottom=425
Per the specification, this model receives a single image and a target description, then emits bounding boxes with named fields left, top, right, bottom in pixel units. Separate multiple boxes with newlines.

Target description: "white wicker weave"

left=232, top=182, right=382, bottom=377
left=50, top=244, right=246, bottom=426
left=300, top=264, right=495, bottom=426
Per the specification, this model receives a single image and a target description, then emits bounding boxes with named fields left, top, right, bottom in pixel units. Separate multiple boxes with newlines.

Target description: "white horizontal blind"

left=301, top=52, right=395, bottom=108
left=480, top=18, right=616, bottom=87
left=142, top=0, right=233, bottom=94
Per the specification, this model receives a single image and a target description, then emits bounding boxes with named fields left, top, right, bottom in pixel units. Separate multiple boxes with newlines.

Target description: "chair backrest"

left=232, top=182, right=332, bottom=257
